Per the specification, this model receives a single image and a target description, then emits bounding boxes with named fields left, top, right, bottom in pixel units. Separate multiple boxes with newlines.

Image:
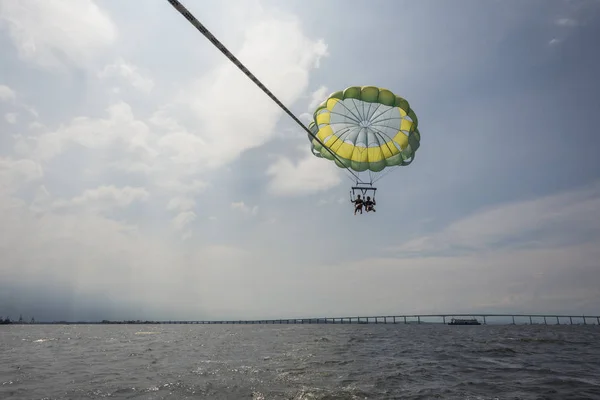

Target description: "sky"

left=1, top=0, right=599, bottom=322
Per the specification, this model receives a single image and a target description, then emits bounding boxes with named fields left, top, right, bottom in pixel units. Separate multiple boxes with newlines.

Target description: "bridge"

left=90, top=314, right=599, bottom=326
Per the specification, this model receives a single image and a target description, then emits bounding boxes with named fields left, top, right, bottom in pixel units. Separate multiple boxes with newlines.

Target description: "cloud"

left=0, top=85, right=38, bottom=118
left=296, top=241, right=600, bottom=316
left=0, top=84, right=16, bottom=102
left=0, top=186, right=251, bottom=320
left=548, top=38, right=561, bottom=46
left=98, top=58, right=154, bottom=93
left=19, top=101, right=152, bottom=162
left=547, top=2, right=598, bottom=46
left=4, top=112, right=16, bottom=124
left=0, top=0, right=117, bottom=68
left=168, top=13, right=328, bottom=170
left=556, top=18, right=579, bottom=27
left=167, top=196, right=196, bottom=213
left=171, top=211, right=196, bottom=239
left=231, top=201, right=258, bottom=216
left=1, top=2, right=331, bottom=243
left=52, top=185, right=150, bottom=212
left=308, top=85, right=328, bottom=111
left=390, top=181, right=600, bottom=257
left=155, top=129, right=208, bottom=167
left=168, top=195, right=198, bottom=240
left=266, top=149, right=342, bottom=196
left=0, top=157, right=43, bottom=194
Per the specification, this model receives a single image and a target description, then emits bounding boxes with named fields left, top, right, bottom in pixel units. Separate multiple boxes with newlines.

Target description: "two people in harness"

left=351, top=194, right=376, bottom=215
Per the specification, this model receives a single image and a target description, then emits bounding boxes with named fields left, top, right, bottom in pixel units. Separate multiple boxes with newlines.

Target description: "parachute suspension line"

left=165, top=0, right=362, bottom=184
left=372, top=163, right=402, bottom=184
left=342, top=168, right=362, bottom=185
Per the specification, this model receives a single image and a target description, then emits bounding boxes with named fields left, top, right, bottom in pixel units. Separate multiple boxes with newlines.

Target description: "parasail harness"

left=350, top=182, right=376, bottom=201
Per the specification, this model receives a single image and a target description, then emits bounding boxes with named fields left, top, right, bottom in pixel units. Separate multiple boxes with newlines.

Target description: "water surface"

left=1, top=324, right=599, bottom=399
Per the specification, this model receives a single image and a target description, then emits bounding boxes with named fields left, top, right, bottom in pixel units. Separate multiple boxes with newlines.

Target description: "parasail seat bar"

left=351, top=183, right=377, bottom=197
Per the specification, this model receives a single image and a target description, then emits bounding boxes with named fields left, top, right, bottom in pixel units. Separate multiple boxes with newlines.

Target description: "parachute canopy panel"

left=308, top=86, right=421, bottom=174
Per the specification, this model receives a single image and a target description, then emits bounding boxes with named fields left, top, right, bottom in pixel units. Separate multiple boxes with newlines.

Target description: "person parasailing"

left=350, top=193, right=363, bottom=215
left=364, top=196, right=376, bottom=212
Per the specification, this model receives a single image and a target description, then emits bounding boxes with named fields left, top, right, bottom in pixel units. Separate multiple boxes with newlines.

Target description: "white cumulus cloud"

left=19, top=101, right=153, bottom=162
left=266, top=150, right=342, bottom=196
left=0, top=157, right=43, bottom=194
left=0, top=0, right=118, bottom=68
left=171, top=210, right=197, bottom=239
left=231, top=201, right=258, bottom=216
left=308, top=85, right=329, bottom=111
left=53, top=185, right=150, bottom=212
left=169, top=15, right=329, bottom=170
left=99, top=58, right=154, bottom=93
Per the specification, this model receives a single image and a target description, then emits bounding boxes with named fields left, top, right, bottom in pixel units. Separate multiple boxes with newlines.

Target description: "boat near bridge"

left=448, top=318, right=481, bottom=325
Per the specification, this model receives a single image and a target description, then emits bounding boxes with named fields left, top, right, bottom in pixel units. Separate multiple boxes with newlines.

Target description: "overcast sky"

left=1, top=0, right=599, bottom=322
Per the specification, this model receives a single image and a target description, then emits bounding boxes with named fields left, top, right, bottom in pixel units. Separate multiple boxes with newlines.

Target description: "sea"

left=1, top=323, right=599, bottom=399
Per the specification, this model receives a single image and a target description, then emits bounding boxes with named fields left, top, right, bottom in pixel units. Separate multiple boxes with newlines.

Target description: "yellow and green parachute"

left=308, top=85, right=421, bottom=186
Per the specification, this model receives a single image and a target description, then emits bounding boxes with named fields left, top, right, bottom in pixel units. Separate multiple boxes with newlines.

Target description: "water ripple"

left=0, top=324, right=599, bottom=399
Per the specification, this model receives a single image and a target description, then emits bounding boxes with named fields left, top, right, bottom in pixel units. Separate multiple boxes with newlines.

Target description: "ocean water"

left=1, top=324, right=599, bottom=399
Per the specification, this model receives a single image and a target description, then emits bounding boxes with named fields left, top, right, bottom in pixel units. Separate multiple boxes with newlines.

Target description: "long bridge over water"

left=8, top=314, right=599, bottom=326
left=58, top=313, right=600, bottom=326
left=156, top=314, right=599, bottom=325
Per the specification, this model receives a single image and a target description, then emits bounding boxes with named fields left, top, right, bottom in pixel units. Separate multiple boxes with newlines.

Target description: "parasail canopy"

left=308, top=85, right=421, bottom=186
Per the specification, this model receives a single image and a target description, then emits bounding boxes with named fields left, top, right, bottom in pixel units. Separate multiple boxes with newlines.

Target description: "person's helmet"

left=367, top=196, right=371, bottom=200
